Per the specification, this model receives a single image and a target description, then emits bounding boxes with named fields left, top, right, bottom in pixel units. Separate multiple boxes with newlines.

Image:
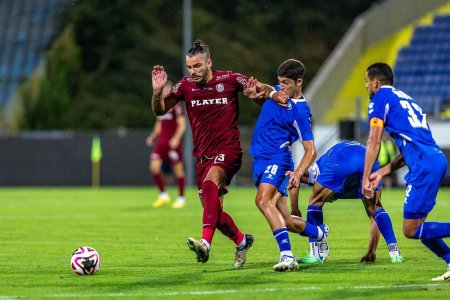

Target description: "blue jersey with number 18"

left=368, top=86, right=441, bottom=165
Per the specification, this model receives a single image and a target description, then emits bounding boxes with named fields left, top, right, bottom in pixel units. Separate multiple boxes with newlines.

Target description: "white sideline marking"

left=2, top=283, right=444, bottom=298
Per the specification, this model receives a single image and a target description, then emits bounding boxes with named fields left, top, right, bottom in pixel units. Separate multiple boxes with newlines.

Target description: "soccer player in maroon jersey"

left=151, top=40, right=284, bottom=268
left=147, top=82, right=187, bottom=209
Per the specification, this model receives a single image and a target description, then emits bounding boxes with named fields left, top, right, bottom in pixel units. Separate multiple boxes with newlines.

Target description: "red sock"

left=201, top=180, right=221, bottom=245
left=153, top=173, right=165, bottom=192
left=177, top=176, right=185, bottom=197
left=217, top=211, right=245, bottom=245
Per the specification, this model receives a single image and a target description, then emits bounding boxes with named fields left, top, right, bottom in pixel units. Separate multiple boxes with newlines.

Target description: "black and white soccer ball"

left=71, top=246, right=101, bottom=275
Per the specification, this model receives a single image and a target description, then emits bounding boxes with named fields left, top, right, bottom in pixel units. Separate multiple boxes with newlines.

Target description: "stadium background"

left=0, top=0, right=449, bottom=186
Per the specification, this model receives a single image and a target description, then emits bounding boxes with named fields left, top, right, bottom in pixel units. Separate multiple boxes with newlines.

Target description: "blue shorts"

left=403, top=153, right=448, bottom=219
left=253, top=158, right=293, bottom=196
left=316, top=146, right=381, bottom=199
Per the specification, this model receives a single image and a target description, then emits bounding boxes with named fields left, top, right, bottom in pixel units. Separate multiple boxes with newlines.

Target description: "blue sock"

left=307, top=205, right=323, bottom=242
left=302, top=222, right=319, bottom=238
left=421, top=238, right=450, bottom=264
left=413, top=222, right=450, bottom=240
left=373, top=208, right=397, bottom=244
left=273, top=227, right=291, bottom=252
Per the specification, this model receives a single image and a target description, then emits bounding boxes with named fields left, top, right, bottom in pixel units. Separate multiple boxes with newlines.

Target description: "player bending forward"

left=297, top=141, right=403, bottom=264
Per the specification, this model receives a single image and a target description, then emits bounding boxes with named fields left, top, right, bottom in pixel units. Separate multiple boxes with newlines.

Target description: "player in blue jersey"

left=249, top=59, right=328, bottom=271
left=362, top=62, right=450, bottom=281
left=296, top=141, right=403, bottom=264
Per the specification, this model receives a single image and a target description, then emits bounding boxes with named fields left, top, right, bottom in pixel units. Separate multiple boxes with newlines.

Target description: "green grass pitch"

left=0, top=187, right=449, bottom=299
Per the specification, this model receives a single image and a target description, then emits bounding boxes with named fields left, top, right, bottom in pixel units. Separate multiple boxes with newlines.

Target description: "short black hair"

left=187, top=39, right=210, bottom=59
left=366, top=63, right=394, bottom=85
left=277, top=59, right=305, bottom=80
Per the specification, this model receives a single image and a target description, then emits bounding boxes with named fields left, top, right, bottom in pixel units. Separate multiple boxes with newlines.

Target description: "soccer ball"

left=71, top=246, right=101, bottom=275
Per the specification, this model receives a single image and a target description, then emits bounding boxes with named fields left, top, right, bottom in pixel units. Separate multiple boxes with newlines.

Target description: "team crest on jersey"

left=216, top=83, right=224, bottom=93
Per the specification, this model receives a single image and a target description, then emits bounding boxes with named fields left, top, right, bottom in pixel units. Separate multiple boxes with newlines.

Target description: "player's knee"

left=402, top=226, right=417, bottom=238
left=254, top=195, right=269, bottom=211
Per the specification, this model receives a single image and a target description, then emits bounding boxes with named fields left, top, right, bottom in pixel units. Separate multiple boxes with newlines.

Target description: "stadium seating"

left=394, top=15, right=450, bottom=116
left=0, top=0, right=70, bottom=107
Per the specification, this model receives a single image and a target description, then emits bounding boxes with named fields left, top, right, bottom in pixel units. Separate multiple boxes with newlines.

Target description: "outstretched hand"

left=244, top=77, right=265, bottom=100
left=152, top=65, right=168, bottom=91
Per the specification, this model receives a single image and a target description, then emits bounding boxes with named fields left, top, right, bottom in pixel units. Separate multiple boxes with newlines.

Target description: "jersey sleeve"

left=230, top=72, right=250, bottom=92
left=368, top=91, right=388, bottom=127
left=167, top=79, right=185, bottom=102
left=293, top=105, right=314, bottom=141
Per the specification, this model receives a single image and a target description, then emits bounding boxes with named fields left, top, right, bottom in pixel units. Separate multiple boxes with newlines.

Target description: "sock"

left=413, top=222, right=450, bottom=240
left=153, top=173, right=165, bottom=193
left=310, top=242, right=319, bottom=257
left=177, top=176, right=185, bottom=197
left=273, top=227, right=292, bottom=254
left=421, top=238, right=450, bottom=264
left=216, top=211, right=245, bottom=245
left=373, top=208, right=397, bottom=244
left=307, top=205, right=323, bottom=243
left=302, top=222, right=320, bottom=239
left=200, top=239, right=211, bottom=251
left=201, top=180, right=221, bottom=245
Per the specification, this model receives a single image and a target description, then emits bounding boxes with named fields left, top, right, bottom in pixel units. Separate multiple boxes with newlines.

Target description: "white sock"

left=280, top=250, right=294, bottom=258
left=176, top=196, right=185, bottom=202
left=310, top=242, right=319, bottom=258
left=237, top=235, right=246, bottom=248
left=159, top=191, right=169, bottom=198
left=200, top=239, right=211, bottom=251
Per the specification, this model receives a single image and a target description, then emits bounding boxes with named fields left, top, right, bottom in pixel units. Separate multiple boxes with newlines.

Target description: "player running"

left=362, top=62, right=450, bottom=281
left=151, top=40, right=286, bottom=268
left=147, top=82, right=187, bottom=209
left=297, top=141, right=403, bottom=264
left=249, top=59, right=328, bottom=271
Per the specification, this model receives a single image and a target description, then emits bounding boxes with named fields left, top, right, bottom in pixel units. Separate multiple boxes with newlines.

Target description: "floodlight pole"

left=182, top=0, right=194, bottom=186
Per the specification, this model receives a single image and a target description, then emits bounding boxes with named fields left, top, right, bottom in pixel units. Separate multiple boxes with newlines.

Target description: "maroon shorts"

left=151, top=142, right=183, bottom=164
left=195, top=148, right=243, bottom=191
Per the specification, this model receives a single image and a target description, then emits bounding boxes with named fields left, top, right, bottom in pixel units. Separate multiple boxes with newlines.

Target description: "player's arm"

left=369, top=153, right=405, bottom=188
left=287, top=140, right=317, bottom=190
left=151, top=65, right=178, bottom=115
left=146, top=119, right=161, bottom=146
left=362, top=118, right=384, bottom=198
left=169, top=115, right=186, bottom=149
left=243, top=77, right=289, bottom=106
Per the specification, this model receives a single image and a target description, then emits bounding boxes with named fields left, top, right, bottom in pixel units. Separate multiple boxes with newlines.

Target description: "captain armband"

left=370, top=117, right=384, bottom=127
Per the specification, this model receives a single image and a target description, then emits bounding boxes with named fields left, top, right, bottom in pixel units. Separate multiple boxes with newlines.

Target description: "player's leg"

left=289, top=186, right=301, bottom=217
left=276, top=193, right=328, bottom=239
left=149, top=156, right=170, bottom=208
left=255, top=183, right=298, bottom=271
left=171, top=161, right=186, bottom=209
left=402, top=154, right=450, bottom=280
left=301, top=182, right=332, bottom=262
left=362, top=190, right=403, bottom=263
left=187, top=166, right=225, bottom=263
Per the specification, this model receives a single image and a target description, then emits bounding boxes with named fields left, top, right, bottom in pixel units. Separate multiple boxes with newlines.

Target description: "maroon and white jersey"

left=157, top=103, right=184, bottom=144
left=168, top=70, right=249, bottom=156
